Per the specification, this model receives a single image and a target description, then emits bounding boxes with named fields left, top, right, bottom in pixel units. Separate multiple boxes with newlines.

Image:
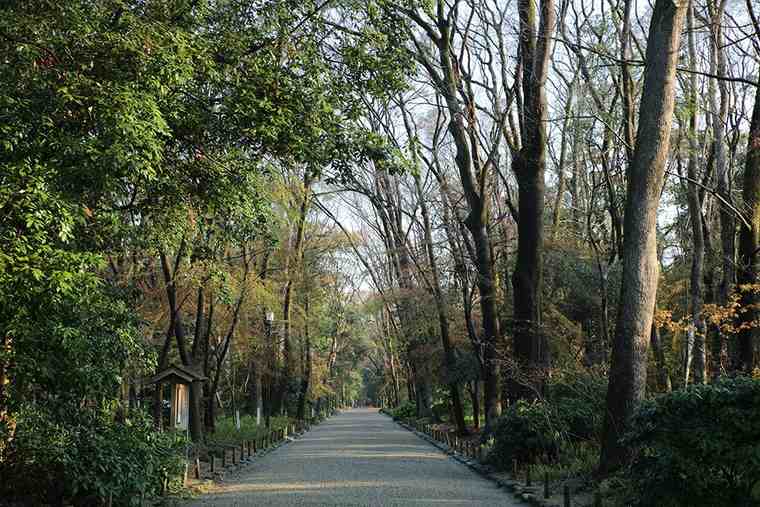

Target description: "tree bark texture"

left=511, top=0, right=555, bottom=400
left=599, top=0, right=687, bottom=474
left=737, top=76, right=760, bottom=373
left=685, top=0, right=706, bottom=384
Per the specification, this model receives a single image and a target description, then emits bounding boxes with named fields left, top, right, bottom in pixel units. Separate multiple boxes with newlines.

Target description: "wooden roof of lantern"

left=143, top=364, right=206, bottom=385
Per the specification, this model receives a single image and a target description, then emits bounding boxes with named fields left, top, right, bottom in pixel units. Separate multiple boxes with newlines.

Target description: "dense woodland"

left=1, top=0, right=759, bottom=505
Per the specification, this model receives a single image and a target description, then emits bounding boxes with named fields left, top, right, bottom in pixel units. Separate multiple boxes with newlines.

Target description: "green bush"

left=2, top=407, right=186, bottom=505
left=547, top=370, right=606, bottom=442
left=622, top=376, right=760, bottom=507
left=489, top=400, right=561, bottom=469
left=208, top=414, right=291, bottom=448
left=489, top=370, right=606, bottom=470
left=389, top=401, right=416, bottom=421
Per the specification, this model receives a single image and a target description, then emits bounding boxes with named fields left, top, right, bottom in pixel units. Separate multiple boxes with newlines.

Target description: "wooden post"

left=211, top=456, right=216, bottom=473
left=564, top=485, right=571, bottom=507
left=544, top=472, right=550, bottom=499
left=222, top=450, right=227, bottom=468
left=194, top=456, right=201, bottom=479
left=512, top=458, right=518, bottom=476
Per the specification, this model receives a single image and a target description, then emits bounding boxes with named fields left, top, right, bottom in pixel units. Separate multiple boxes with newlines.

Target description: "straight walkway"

left=185, top=408, right=519, bottom=506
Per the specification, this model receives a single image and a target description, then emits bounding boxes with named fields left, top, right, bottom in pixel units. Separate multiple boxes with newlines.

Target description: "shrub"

left=490, top=400, right=560, bottom=469
left=389, top=401, right=416, bottom=421
left=207, top=414, right=291, bottom=448
left=547, top=369, right=606, bottom=442
left=489, top=370, right=606, bottom=470
left=1, top=407, right=186, bottom=505
left=623, top=376, right=760, bottom=507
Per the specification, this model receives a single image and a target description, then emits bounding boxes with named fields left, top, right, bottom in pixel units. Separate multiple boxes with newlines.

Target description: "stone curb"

left=383, top=413, right=570, bottom=507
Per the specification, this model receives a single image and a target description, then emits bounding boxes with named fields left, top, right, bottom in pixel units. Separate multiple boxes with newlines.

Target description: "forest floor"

left=181, top=408, right=522, bottom=506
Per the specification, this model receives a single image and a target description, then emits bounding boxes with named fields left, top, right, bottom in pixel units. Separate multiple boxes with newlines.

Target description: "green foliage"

left=389, top=401, right=417, bottom=421
left=621, top=376, right=760, bottom=507
left=207, top=415, right=292, bottom=448
left=490, top=400, right=560, bottom=468
left=546, top=369, right=607, bottom=442
left=2, top=408, right=186, bottom=505
left=1, top=0, right=411, bottom=501
left=543, top=246, right=621, bottom=324
left=489, top=370, right=606, bottom=469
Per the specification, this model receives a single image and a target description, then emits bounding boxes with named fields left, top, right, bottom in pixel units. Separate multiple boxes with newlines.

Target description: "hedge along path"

left=182, top=415, right=327, bottom=489
left=182, top=407, right=519, bottom=507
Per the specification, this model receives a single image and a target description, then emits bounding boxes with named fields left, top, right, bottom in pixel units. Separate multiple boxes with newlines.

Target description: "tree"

left=736, top=2, right=760, bottom=374
left=599, top=0, right=688, bottom=473
left=509, top=0, right=555, bottom=400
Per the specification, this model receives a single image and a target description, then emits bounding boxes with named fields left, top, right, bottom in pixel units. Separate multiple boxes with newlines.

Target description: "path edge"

left=380, top=412, right=563, bottom=507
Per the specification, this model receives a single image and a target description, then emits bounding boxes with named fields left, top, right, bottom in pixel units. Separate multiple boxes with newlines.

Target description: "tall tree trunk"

left=551, top=75, right=576, bottom=240
left=404, top=109, right=466, bottom=434
left=382, top=309, right=401, bottom=407
left=737, top=73, right=760, bottom=374
left=375, top=167, right=433, bottom=418
left=469, top=381, right=480, bottom=430
left=511, top=0, right=555, bottom=400
left=280, top=173, right=313, bottom=416
left=203, top=299, right=215, bottom=431
left=436, top=170, right=487, bottom=402
left=685, top=0, right=706, bottom=384
left=708, top=0, right=734, bottom=369
left=570, top=118, right=583, bottom=240
left=650, top=322, right=672, bottom=392
left=296, top=296, right=312, bottom=420
left=599, top=0, right=687, bottom=473
left=0, top=332, right=11, bottom=448
left=412, top=13, right=502, bottom=431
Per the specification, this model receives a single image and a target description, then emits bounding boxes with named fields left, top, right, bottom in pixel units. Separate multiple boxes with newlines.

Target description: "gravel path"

left=184, top=408, right=521, bottom=506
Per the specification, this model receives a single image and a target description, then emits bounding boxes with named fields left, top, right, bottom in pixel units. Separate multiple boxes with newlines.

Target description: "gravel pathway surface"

left=184, top=408, right=521, bottom=506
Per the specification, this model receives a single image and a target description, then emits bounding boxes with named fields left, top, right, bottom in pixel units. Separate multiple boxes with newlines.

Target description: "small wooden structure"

left=144, top=364, right=205, bottom=430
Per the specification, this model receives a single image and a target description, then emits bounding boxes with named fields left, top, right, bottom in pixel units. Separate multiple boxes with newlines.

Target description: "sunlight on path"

left=184, top=408, right=522, bottom=506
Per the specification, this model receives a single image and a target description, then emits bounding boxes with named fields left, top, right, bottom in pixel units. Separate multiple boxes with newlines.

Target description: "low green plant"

left=2, top=407, right=186, bottom=505
left=389, top=401, right=416, bottom=421
left=489, top=400, right=561, bottom=469
left=622, top=376, right=760, bottom=507
left=547, top=369, right=606, bottom=442
left=489, top=370, right=606, bottom=470
left=207, top=414, right=291, bottom=447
